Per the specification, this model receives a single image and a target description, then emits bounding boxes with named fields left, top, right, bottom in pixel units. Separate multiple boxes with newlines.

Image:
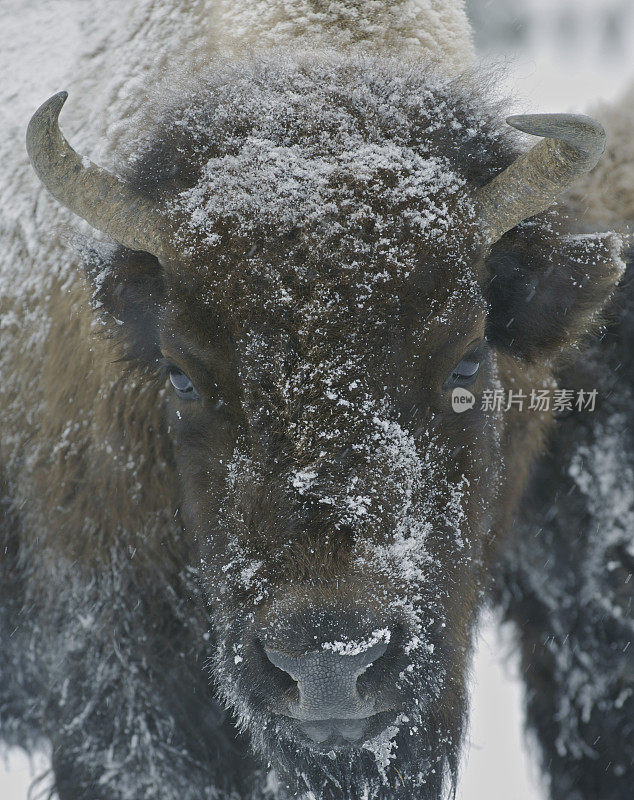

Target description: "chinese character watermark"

left=452, top=388, right=598, bottom=414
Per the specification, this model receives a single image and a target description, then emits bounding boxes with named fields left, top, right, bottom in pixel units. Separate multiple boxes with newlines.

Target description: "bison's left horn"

left=26, top=91, right=175, bottom=260
left=476, top=113, right=606, bottom=244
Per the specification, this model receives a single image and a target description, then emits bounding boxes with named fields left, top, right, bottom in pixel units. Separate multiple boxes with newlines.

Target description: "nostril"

left=351, top=643, right=388, bottom=701
left=356, top=631, right=400, bottom=700
left=264, top=648, right=300, bottom=678
left=256, top=640, right=298, bottom=699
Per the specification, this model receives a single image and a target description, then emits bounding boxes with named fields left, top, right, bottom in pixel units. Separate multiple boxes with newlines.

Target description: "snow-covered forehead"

left=165, top=55, right=491, bottom=268
left=160, top=57, right=491, bottom=391
left=176, top=140, right=468, bottom=242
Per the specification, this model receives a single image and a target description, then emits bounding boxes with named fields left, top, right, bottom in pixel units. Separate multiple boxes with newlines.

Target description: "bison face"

left=146, top=76, right=500, bottom=793
left=159, top=260, right=497, bottom=795
left=157, top=211, right=497, bottom=795
left=27, top=56, right=622, bottom=799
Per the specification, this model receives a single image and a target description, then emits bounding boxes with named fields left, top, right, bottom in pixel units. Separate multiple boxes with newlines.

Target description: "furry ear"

left=83, top=245, right=165, bottom=364
left=485, top=221, right=626, bottom=361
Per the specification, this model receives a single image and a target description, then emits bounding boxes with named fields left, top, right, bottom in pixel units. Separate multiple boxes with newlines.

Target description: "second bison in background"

left=0, top=53, right=627, bottom=800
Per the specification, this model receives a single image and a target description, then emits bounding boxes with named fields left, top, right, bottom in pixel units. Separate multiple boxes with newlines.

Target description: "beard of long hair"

left=253, top=698, right=466, bottom=800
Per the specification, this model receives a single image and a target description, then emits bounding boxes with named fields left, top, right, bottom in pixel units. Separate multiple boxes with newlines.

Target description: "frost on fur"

left=1, top=5, right=631, bottom=800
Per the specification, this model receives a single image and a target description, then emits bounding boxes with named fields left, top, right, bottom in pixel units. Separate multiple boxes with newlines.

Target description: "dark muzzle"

left=265, top=641, right=387, bottom=720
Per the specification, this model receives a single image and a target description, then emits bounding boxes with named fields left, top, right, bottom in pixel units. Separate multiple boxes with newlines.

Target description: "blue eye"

left=169, top=368, right=200, bottom=401
left=443, top=350, right=482, bottom=390
left=451, top=357, right=480, bottom=385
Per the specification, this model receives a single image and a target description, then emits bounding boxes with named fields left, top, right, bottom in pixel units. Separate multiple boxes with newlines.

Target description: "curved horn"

left=26, top=92, right=174, bottom=260
left=476, top=113, right=606, bottom=244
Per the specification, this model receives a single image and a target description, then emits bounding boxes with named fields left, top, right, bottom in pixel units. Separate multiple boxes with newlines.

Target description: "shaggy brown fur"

left=0, top=55, right=626, bottom=800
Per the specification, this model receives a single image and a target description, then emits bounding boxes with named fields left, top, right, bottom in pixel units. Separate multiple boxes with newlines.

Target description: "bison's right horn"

left=476, top=113, right=606, bottom=244
left=26, top=92, right=175, bottom=260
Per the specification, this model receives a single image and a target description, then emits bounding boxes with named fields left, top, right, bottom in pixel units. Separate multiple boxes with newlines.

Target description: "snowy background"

left=1, top=0, right=634, bottom=798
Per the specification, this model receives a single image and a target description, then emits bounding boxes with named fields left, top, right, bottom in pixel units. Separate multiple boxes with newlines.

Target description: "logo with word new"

left=452, top=388, right=476, bottom=413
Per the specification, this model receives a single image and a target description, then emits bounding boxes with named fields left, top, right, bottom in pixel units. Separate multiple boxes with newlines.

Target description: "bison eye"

left=169, top=368, right=200, bottom=401
left=444, top=353, right=480, bottom=390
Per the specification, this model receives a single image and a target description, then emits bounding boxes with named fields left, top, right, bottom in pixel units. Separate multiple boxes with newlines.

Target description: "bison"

left=0, top=50, right=630, bottom=800
left=493, top=84, right=634, bottom=800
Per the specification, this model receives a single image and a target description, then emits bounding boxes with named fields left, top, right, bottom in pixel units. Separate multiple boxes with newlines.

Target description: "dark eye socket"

left=443, top=350, right=482, bottom=390
left=169, top=368, right=200, bottom=401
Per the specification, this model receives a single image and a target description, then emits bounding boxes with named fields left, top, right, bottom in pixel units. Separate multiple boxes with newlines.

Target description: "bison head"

left=27, top=57, right=620, bottom=798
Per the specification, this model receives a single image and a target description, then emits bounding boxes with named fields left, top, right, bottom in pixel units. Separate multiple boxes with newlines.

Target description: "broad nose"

left=264, top=639, right=388, bottom=722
